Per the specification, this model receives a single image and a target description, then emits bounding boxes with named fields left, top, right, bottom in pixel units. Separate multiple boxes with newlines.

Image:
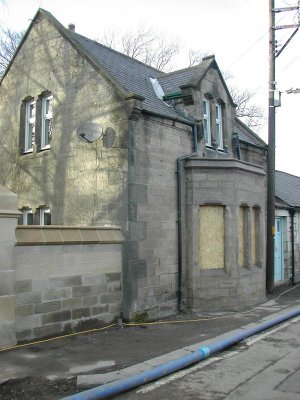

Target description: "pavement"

left=1, top=283, right=300, bottom=399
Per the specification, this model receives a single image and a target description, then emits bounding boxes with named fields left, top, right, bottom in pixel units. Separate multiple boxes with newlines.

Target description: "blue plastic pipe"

left=61, top=306, right=300, bottom=400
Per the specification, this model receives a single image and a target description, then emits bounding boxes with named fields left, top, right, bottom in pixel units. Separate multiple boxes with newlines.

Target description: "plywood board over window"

left=199, top=205, right=224, bottom=269
left=239, top=207, right=246, bottom=267
left=251, top=208, right=257, bottom=265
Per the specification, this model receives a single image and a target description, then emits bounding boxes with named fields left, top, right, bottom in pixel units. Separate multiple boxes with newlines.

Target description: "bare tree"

left=0, top=28, right=24, bottom=76
left=230, top=86, right=265, bottom=131
left=99, top=27, right=179, bottom=72
left=0, top=25, right=264, bottom=132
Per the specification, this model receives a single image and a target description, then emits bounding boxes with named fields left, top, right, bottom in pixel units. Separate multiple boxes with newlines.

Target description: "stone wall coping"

left=185, top=158, right=266, bottom=176
left=0, top=210, right=22, bottom=218
left=15, top=225, right=124, bottom=245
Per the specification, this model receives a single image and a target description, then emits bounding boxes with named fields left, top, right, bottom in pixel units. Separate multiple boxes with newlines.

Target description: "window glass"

left=25, top=100, right=35, bottom=152
left=41, top=95, right=53, bottom=149
left=23, top=209, right=34, bottom=225
left=40, top=208, right=51, bottom=225
left=216, top=103, right=223, bottom=150
left=203, top=99, right=211, bottom=146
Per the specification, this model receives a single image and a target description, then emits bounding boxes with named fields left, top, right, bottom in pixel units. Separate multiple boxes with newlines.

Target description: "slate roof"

left=1, top=9, right=264, bottom=140
left=157, top=62, right=211, bottom=94
left=275, top=171, right=300, bottom=208
left=38, top=9, right=209, bottom=122
left=234, top=118, right=267, bottom=148
left=20, top=9, right=230, bottom=123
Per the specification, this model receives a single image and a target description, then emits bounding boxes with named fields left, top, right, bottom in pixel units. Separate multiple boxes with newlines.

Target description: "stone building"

left=275, top=171, right=300, bottom=284
left=0, top=9, right=268, bottom=322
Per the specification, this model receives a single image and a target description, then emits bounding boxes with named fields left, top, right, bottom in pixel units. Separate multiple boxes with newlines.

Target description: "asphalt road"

left=115, top=316, right=300, bottom=399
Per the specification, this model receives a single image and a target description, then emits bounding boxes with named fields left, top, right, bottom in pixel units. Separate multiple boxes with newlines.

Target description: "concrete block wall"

left=185, top=159, right=267, bottom=311
left=13, top=226, right=123, bottom=341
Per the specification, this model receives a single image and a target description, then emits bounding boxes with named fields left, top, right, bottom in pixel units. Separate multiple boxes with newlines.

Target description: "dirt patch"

left=0, top=377, right=79, bottom=400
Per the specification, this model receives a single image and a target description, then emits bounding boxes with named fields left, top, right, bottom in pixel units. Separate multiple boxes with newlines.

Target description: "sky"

left=1, top=0, right=300, bottom=176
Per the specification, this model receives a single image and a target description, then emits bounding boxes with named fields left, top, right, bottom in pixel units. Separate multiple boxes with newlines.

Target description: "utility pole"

left=266, top=0, right=300, bottom=293
left=266, top=0, right=275, bottom=293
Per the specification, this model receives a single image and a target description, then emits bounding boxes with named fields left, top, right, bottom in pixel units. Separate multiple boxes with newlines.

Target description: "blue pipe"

left=61, top=306, right=300, bottom=400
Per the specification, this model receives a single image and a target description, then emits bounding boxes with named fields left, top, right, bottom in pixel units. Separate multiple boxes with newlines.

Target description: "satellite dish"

left=77, top=123, right=102, bottom=143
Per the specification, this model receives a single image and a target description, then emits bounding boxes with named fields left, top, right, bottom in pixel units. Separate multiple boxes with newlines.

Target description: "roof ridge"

left=158, top=64, right=202, bottom=78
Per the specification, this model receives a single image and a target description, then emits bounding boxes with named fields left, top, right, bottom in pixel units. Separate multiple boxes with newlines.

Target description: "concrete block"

left=16, top=314, right=41, bottom=330
left=15, top=304, right=34, bottom=317
left=72, top=307, right=91, bottom=319
left=43, top=288, right=72, bottom=301
left=105, top=272, right=121, bottom=282
left=108, top=302, right=121, bottom=313
left=33, top=323, right=62, bottom=339
left=16, top=329, right=33, bottom=342
left=49, top=277, right=63, bottom=288
left=62, top=297, right=82, bottom=310
left=101, top=292, right=122, bottom=303
left=35, top=301, right=61, bottom=314
left=107, top=281, right=121, bottom=292
left=63, top=275, right=82, bottom=287
left=82, top=274, right=103, bottom=286
left=16, top=291, right=41, bottom=305
left=15, top=279, right=32, bottom=293
left=41, top=310, right=71, bottom=324
left=72, top=285, right=101, bottom=297
left=82, top=296, right=98, bottom=307
left=91, top=305, right=108, bottom=316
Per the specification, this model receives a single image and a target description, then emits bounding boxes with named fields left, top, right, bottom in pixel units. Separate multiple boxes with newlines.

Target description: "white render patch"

left=69, top=360, right=116, bottom=374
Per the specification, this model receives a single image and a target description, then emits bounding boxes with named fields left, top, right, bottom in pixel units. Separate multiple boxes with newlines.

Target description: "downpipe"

left=60, top=306, right=300, bottom=400
left=176, top=123, right=198, bottom=312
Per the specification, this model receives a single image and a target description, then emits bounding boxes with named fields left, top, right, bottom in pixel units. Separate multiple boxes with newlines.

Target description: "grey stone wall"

left=185, top=159, right=267, bottom=310
left=123, top=115, right=193, bottom=319
left=0, top=13, right=129, bottom=227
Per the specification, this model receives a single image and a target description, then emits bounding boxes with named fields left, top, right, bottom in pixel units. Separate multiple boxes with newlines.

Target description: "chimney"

left=68, top=23, right=75, bottom=32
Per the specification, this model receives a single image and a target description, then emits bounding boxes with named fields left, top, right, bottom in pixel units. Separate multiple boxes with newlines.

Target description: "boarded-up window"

left=238, top=207, right=246, bottom=267
left=252, top=207, right=260, bottom=265
left=199, top=205, right=224, bottom=269
left=251, top=209, right=256, bottom=265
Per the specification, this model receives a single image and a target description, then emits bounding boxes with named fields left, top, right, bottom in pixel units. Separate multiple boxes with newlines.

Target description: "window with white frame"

left=22, top=208, right=34, bottom=225
left=41, top=95, right=53, bottom=149
left=40, top=207, right=51, bottom=225
left=25, top=100, right=36, bottom=152
left=216, top=103, right=223, bottom=150
left=203, top=99, right=211, bottom=146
